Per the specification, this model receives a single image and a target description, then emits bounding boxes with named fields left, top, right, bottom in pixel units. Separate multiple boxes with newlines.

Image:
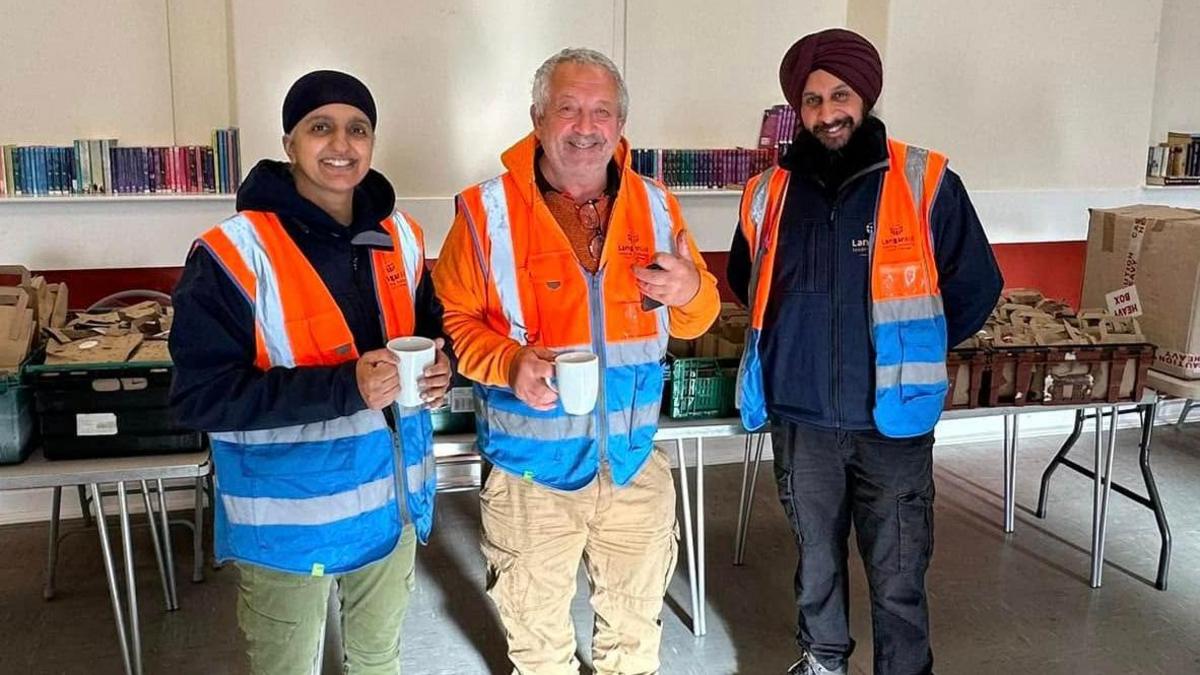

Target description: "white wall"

left=228, top=0, right=618, bottom=200
left=881, top=0, right=1164, bottom=191
left=1150, top=0, right=1200, bottom=142
left=623, top=1, right=846, bottom=148
left=4, top=0, right=1200, bottom=265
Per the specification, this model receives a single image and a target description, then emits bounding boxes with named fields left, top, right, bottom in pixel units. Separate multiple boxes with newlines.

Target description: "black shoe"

left=787, top=652, right=847, bottom=675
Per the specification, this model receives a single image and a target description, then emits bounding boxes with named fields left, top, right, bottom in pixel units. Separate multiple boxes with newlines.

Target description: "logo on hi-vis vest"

left=879, top=222, right=915, bottom=251
left=851, top=223, right=874, bottom=256
left=617, top=230, right=650, bottom=262
left=383, top=258, right=407, bottom=287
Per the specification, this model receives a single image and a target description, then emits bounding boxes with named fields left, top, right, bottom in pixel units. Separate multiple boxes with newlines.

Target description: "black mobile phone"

left=641, top=262, right=664, bottom=311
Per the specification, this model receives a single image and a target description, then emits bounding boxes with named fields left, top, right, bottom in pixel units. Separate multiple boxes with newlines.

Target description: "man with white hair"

left=433, top=48, right=719, bottom=673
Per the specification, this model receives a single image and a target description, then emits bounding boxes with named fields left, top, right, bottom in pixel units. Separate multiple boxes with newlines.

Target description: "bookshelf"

left=0, top=194, right=235, bottom=205
left=673, top=189, right=744, bottom=197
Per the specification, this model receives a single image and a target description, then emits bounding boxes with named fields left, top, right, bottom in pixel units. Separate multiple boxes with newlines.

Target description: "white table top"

left=432, top=416, right=747, bottom=458
left=1147, top=369, right=1200, bottom=399
left=0, top=447, right=211, bottom=491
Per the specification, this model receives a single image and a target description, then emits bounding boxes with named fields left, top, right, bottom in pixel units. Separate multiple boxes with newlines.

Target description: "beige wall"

left=4, top=0, right=1184, bottom=194
left=0, top=1, right=176, bottom=146
left=1150, top=0, right=1200, bottom=142
left=880, top=0, right=1163, bottom=190
left=0, top=0, right=229, bottom=147
left=166, top=0, right=232, bottom=144
left=227, top=0, right=618, bottom=198
left=622, top=0, right=846, bottom=148
left=846, top=0, right=889, bottom=68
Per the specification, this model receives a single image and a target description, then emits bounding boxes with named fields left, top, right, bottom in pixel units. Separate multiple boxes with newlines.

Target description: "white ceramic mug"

left=387, top=336, right=436, bottom=407
left=551, top=351, right=600, bottom=416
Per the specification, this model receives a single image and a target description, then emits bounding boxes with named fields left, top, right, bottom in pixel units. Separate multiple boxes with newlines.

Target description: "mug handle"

left=542, top=375, right=559, bottom=393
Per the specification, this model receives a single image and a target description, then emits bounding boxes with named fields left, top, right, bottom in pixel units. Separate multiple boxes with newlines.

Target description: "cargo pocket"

left=897, top=488, right=934, bottom=572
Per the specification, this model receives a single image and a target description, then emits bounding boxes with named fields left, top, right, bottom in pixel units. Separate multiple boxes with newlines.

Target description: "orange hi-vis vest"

left=452, top=134, right=680, bottom=490
left=197, top=210, right=437, bottom=574
left=737, top=139, right=950, bottom=438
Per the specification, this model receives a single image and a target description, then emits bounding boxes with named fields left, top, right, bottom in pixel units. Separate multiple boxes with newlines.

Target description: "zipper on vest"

left=829, top=203, right=841, bottom=427
left=588, top=270, right=609, bottom=470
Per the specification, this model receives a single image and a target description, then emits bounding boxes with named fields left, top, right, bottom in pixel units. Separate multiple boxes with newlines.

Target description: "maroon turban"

left=779, top=28, right=882, bottom=110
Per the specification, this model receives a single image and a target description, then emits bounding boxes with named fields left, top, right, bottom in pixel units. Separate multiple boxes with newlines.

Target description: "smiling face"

left=798, top=69, right=866, bottom=151
left=283, top=103, right=374, bottom=204
left=532, top=61, right=624, bottom=187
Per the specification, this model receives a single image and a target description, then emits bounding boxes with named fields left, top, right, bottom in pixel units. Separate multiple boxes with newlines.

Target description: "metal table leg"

left=1091, top=407, right=1118, bottom=587
left=734, top=434, right=766, bottom=566
left=1176, top=398, right=1196, bottom=428
left=140, top=480, right=174, bottom=611
left=1138, top=399, right=1171, bottom=589
left=696, top=437, right=706, bottom=637
left=91, top=483, right=134, bottom=675
left=733, top=435, right=753, bottom=565
left=193, top=476, right=205, bottom=582
left=117, top=482, right=143, bottom=674
left=155, top=479, right=179, bottom=607
left=1003, top=415, right=1020, bottom=533
left=77, top=484, right=92, bottom=527
left=44, top=486, right=62, bottom=600
left=674, top=438, right=701, bottom=637
left=1035, top=409, right=1085, bottom=519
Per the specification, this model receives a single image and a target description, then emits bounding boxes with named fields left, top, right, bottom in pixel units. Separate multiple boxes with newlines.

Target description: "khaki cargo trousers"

left=481, top=448, right=679, bottom=675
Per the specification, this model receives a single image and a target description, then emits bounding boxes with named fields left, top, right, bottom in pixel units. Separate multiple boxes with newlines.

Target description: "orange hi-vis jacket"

left=737, top=139, right=950, bottom=438
left=433, top=133, right=719, bottom=490
left=197, top=210, right=437, bottom=574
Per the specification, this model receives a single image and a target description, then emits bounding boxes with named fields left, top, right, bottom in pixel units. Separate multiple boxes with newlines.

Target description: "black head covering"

left=282, top=70, right=377, bottom=133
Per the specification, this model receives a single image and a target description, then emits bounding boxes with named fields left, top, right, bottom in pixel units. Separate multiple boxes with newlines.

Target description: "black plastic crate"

left=26, top=360, right=202, bottom=460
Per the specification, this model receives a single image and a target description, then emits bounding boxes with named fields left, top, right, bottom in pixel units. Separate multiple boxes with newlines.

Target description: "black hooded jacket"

left=169, top=159, right=447, bottom=431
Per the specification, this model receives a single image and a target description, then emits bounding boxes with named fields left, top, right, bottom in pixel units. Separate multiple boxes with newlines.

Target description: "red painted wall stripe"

left=34, top=241, right=1089, bottom=311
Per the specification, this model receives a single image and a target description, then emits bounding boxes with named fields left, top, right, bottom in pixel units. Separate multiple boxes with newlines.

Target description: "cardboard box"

left=0, top=288, right=35, bottom=374
left=1081, top=205, right=1200, bottom=378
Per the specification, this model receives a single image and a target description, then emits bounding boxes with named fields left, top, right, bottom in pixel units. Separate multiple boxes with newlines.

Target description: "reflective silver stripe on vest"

left=877, top=362, right=948, bottom=389
left=640, top=177, right=676, bottom=337
left=904, top=146, right=929, bottom=211
left=485, top=406, right=595, bottom=439
left=221, top=475, right=395, bottom=526
left=748, top=168, right=775, bottom=251
left=480, top=177, right=527, bottom=344
left=406, top=453, right=437, bottom=491
left=872, top=295, right=946, bottom=325
left=209, top=409, right=388, bottom=445
left=217, top=214, right=295, bottom=368
left=392, top=212, right=423, bottom=305
left=608, top=402, right=662, bottom=436
left=606, top=337, right=668, bottom=368
left=640, top=177, right=676, bottom=255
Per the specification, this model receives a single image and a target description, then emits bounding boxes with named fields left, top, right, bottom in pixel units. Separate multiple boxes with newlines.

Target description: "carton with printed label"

left=1081, top=205, right=1200, bottom=379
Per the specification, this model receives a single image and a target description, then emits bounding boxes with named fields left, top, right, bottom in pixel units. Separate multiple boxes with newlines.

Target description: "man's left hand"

left=633, top=230, right=701, bottom=308
left=419, top=338, right=453, bottom=408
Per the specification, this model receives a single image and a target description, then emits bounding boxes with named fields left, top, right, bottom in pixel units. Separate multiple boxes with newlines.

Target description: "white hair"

left=531, top=48, right=629, bottom=121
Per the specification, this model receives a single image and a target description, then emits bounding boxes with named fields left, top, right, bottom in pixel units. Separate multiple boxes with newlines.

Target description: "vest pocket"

left=292, top=309, right=356, bottom=366
left=526, top=250, right=587, bottom=347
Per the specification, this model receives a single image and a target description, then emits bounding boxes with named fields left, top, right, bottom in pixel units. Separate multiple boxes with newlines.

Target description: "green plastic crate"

left=430, top=386, right=475, bottom=435
left=0, top=370, right=35, bottom=465
left=663, top=354, right=739, bottom=419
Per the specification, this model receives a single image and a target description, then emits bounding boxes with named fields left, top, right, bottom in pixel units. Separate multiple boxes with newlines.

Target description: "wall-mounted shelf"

left=671, top=189, right=743, bottom=197
left=0, top=194, right=236, bottom=205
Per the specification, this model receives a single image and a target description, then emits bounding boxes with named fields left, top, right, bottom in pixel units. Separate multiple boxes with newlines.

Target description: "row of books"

left=631, top=148, right=777, bottom=190
left=1145, top=131, right=1200, bottom=185
left=0, top=128, right=242, bottom=197
left=758, top=104, right=799, bottom=149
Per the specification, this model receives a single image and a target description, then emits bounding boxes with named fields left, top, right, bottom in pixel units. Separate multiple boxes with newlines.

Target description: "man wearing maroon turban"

left=728, top=28, right=1003, bottom=675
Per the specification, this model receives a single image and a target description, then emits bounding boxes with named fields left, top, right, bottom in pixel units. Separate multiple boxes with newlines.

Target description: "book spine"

left=230, top=127, right=241, bottom=188
left=100, top=140, right=112, bottom=194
